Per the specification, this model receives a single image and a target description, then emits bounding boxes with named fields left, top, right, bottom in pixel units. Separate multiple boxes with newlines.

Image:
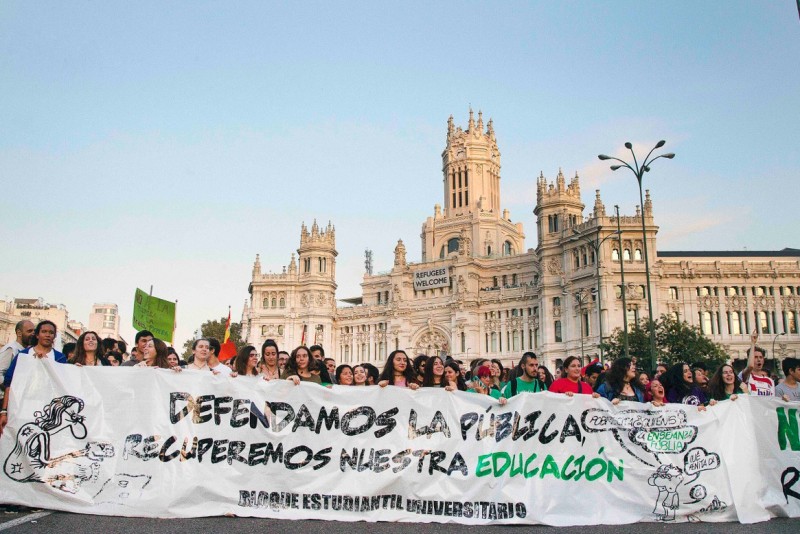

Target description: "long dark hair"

left=335, top=364, right=353, bottom=384
left=362, top=363, right=380, bottom=385
left=150, top=338, right=171, bottom=369
left=562, top=356, right=583, bottom=382
left=538, top=366, right=554, bottom=388
left=604, top=357, right=643, bottom=395
left=72, top=331, right=109, bottom=366
left=34, top=396, right=84, bottom=431
left=422, top=356, right=445, bottom=387
left=707, top=363, right=743, bottom=401
left=285, top=346, right=316, bottom=376
left=413, top=354, right=428, bottom=378
left=379, top=350, right=416, bottom=385
left=234, top=345, right=259, bottom=376
left=443, top=360, right=468, bottom=391
left=660, top=362, right=692, bottom=398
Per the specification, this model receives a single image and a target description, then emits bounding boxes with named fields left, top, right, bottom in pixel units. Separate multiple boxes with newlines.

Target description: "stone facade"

left=243, top=111, right=800, bottom=370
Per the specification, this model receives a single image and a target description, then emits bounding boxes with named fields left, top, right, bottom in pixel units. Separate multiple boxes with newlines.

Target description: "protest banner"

left=131, top=288, right=176, bottom=342
left=0, top=357, right=799, bottom=525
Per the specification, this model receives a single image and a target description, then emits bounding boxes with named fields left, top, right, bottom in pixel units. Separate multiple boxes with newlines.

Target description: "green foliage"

left=601, top=314, right=728, bottom=373
left=182, top=317, right=243, bottom=358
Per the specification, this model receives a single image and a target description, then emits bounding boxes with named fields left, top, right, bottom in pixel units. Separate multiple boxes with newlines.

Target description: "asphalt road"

left=1, top=510, right=800, bottom=534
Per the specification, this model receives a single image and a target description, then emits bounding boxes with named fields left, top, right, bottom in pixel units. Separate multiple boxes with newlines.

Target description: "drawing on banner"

left=94, top=473, right=152, bottom=505
left=2, top=396, right=115, bottom=494
left=581, top=407, right=697, bottom=467
left=648, top=464, right=683, bottom=521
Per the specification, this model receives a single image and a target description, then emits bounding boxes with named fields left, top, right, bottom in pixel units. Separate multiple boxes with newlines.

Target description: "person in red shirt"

left=549, top=356, right=600, bottom=397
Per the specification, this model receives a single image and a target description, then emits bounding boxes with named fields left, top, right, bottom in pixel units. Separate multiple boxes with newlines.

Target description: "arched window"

left=634, top=249, right=642, bottom=261
left=590, top=249, right=596, bottom=264
left=447, top=237, right=459, bottom=255
left=279, top=298, right=285, bottom=308
left=612, top=249, right=620, bottom=261
left=581, top=249, right=588, bottom=266
left=439, top=246, right=446, bottom=259
left=503, top=241, right=513, bottom=255
left=553, top=297, right=561, bottom=307
left=623, top=249, right=631, bottom=261
left=261, top=325, right=267, bottom=336
left=277, top=325, right=284, bottom=335
left=573, top=251, right=580, bottom=269
left=263, top=298, right=269, bottom=308
left=271, top=298, right=277, bottom=307
left=487, top=245, right=493, bottom=256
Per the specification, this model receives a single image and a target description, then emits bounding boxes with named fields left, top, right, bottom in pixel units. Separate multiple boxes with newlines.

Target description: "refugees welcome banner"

left=1, top=358, right=799, bottom=525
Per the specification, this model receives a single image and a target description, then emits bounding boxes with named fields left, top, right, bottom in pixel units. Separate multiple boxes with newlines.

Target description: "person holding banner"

left=378, top=350, right=419, bottom=389
left=596, top=357, right=645, bottom=404
left=648, top=379, right=667, bottom=406
left=548, top=356, right=600, bottom=397
left=259, top=340, right=281, bottom=381
left=442, top=360, right=468, bottom=391
left=277, top=351, right=289, bottom=374
left=121, top=330, right=154, bottom=367
left=136, top=338, right=172, bottom=369
left=71, top=331, right=109, bottom=367
left=234, top=345, right=259, bottom=377
left=353, top=364, right=369, bottom=386
left=1, top=321, right=67, bottom=436
left=661, top=362, right=711, bottom=407
left=502, top=352, right=544, bottom=398
left=363, top=363, right=380, bottom=386
left=335, top=364, right=354, bottom=385
left=421, top=356, right=446, bottom=387
left=282, top=346, right=325, bottom=385
left=707, top=363, right=747, bottom=401
left=186, top=338, right=212, bottom=371
left=468, top=365, right=505, bottom=402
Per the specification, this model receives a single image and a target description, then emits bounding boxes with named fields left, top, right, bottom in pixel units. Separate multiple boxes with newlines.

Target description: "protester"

left=282, top=346, right=324, bottom=385
left=584, top=364, right=603, bottom=391
left=102, top=337, right=119, bottom=355
left=442, top=360, right=468, bottom=391
left=597, top=357, right=645, bottom=404
left=660, top=362, right=710, bottom=407
left=2, top=321, right=66, bottom=435
left=106, top=351, right=122, bottom=367
left=324, top=358, right=338, bottom=384
left=648, top=379, right=667, bottom=406
left=71, top=331, right=109, bottom=366
left=121, top=330, right=154, bottom=366
left=421, top=356, right=445, bottom=387
left=468, top=365, right=504, bottom=401
left=353, top=364, right=368, bottom=386
left=775, top=357, right=800, bottom=402
left=335, top=364, right=354, bottom=385
left=62, top=343, right=76, bottom=362
left=739, top=332, right=775, bottom=396
left=136, top=338, right=172, bottom=369
left=206, top=338, right=232, bottom=376
left=378, top=350, right=419, bottom=389
left=118, top=341, right=128, bottom=357
left=186, top=338, right=212, bottom=371
left=259, top=340, right=281, bottom=381
left=654, top=363, right=668, bottom=379
left=362, top=363, right=380, bottom=385
left=537, top=366, right=554, bottom=390
left=413, top=355, right=428, bottom=384
left=692, top=362, right=709, bottom=394
left=548, top=356, right=599, bottom=396
left=234, top=345, right=260, bottom=376
left=707, top=363, right=747, bottom=401
left=490, top=359, right=505, bottom=392
left=502, top=352, right=544, bottom=397
left=166, top=351, right=180, bottom=368
left=0, top=321, right=35, bottom=394
left=309, top=345, right=334, bottom=384
left=277, top=351, right=289, bottom=373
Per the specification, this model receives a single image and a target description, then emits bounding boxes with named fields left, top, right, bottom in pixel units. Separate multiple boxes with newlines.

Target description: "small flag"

left=218, top=308, right=237, bottom=362
left=301, top=324, right=307, bottom=346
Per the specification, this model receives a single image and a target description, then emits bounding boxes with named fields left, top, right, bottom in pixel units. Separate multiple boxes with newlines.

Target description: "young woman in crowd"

left=421, top=356, right=445, bottom=387
left=537, top=366, right=554, bottom=389
left=137, top=338, right=172, bottom=369
left=234, top=345, right=260, bottom=377
left=105, top=351, right=121, bottom=366
left=548, top=356, right=599, bottom=397
left=413, top=355, right=428, bottom=384
left=259, top=340, right=281, bottom=381
left=490, top=359, right=505, bottom=392
left=378, top=350, right=419, bottom=389
left=648, top=379, right=667, bottom=406
left=638, top=371, right=650, bottom=391
left=596, top=357, right=645, bottom=404
left=166, top=352, right=180, bottom=368
left=363, top=363, right=380, bottom=385
left=660, top=362, right=711, bottom=407
left=71, top=331, right=109, bottom=366
left=353, top=365, right=369, bottom=386
left=335, top=364, right=354, bottom=385
left=467, top=365, right=507, bottom=403
left=282, top=346, right=323, bottom=385
left=442, top=360, right=468, bottom=392
left=707, top=363, right=747, bottom=401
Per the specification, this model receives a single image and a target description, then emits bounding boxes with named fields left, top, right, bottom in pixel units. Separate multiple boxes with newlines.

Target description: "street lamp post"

left=571, top=226, right=622, bottom=363
left=599, top=142, right=674, bottom=363
left=615, top=205, right=629, bottom=359
left=773, top=332, right=786, bottom=375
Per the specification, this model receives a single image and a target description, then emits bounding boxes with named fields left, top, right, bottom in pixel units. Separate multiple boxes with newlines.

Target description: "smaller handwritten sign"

left=132, top=288, right=175, bottom=342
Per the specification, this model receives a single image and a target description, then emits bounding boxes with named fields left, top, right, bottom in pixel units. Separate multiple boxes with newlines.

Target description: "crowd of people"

left=1, top=320, right=799, bottom=436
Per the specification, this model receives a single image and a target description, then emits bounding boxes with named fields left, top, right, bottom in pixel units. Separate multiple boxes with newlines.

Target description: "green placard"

left=132, top=288, right=176, bottom=342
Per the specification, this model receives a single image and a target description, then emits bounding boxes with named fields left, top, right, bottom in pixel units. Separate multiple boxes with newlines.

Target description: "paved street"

left=1, top=510, right=799, bottom=533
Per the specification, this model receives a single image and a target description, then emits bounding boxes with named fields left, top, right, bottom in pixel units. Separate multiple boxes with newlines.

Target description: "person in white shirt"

left=206, top=337, right=232, bottom=376
left=0, top=321, right=35, bottom=394
left=739, top=332, right=774, bottom=396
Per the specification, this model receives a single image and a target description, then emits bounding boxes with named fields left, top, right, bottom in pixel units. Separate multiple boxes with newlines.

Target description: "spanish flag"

left=219, top=308, right=237, bottom=362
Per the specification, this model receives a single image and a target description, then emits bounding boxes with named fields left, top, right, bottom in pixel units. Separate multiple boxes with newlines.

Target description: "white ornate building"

left=243, top=111, right=800, bottom=370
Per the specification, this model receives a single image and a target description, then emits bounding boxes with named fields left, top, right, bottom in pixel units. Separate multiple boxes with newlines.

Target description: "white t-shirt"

left=738, top=371, right=775, bottom=396
left=210, top=363, right=232, bottom=376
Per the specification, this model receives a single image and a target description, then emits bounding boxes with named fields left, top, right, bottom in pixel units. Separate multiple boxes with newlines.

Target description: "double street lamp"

left=598, top=141, right=675, bottom=362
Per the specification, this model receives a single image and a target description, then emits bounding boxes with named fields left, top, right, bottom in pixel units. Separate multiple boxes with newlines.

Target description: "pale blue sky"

left=2, top=1, right=798, bottom=347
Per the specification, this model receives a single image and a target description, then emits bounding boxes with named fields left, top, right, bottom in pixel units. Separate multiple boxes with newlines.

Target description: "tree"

left=601, top=314, right=728, bottom=373
left=182, top=317, right=243, bottom=358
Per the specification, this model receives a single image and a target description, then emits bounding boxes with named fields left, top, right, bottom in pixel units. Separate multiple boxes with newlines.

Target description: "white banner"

left=412, top=267, right=449, bottom=291
left=0, top=357, right=799, bottom=525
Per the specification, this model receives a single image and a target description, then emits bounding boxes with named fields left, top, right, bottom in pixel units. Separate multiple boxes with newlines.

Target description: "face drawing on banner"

left=3, top=396, right=115, bottom=494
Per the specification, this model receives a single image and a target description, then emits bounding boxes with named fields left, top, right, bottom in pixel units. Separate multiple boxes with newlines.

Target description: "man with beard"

left=501, top=352, right=544, bottom=398
left=0, top=320, right=35, bottom=394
